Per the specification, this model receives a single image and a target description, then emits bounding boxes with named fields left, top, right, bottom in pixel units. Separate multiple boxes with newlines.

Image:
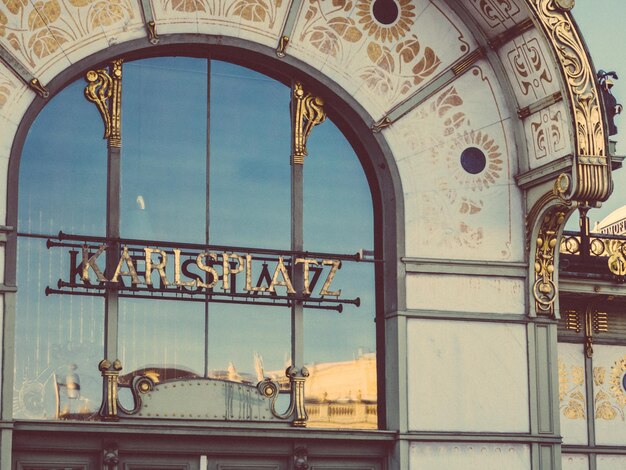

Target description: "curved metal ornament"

left=84, top=59, right=123, bottom=148
left=524, top=0, right=611, bottom=204
left=533, top=204, right=568, bottom=316
left=291, top=82, right=326, bottom=165
left=258, top=366, right=310, bottom=427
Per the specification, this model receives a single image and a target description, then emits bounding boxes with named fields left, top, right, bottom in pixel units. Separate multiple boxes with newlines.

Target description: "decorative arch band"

left=524, top=0, right=611, bottom=204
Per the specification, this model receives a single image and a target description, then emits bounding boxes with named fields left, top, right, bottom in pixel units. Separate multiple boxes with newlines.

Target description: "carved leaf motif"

left=332, top=0, right=352, bottom=10
left=2, top=0, right=27, bottom=15
left=360, top=66, right=393, bottom=95
left=171, top=0, right=206, bottom=12
left=327, top=17, right=362, bottom=43
left=29, top=0, right=61, bottom=30
left=91, top=1, right=127, bottom=28
left=459, top=197, right=482, bottom=215
left=68, top=0, right=94, bottom=6
left=597, top=403, right=617, bottom=420
left=233, top=0, right=270, bottom=23
left=0, top=84, right=10, bottom=107
left=366, top=42, right=394, bottom=73
left=28, top=26, right=67, bottom=59
left=396, top=36, right=420, bottom=64
left=0, top=10, right=7, bottom=37
left=443, top=112, right=466, bottom=135
left=412, top=46, right=441, bottom=86
left=309, top=26, right=340, bottom=57
left=7, top=32, right=22, bottom=54
left=433, top=87, right=463, bottom=118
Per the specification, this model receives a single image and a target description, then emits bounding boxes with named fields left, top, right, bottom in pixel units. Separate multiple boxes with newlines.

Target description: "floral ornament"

left=90, top=0, right=127, bottom=28
left=3, top=0, right=28, bottom=15
left=593, top=366, right=606, bottom=386
left=563, top=392, right=585, bottom=419
left=451, top=130, right=503, bottom=192
left=609, top=355, right=626, bottom=408
left=359, top=35, right=441, bottom=101
left=0, top=9, right=7, bottom=37
left=355, top=0, right=415, bottom=43
left=231, top=0, right=282, bottom=27
left=169, top=0, right=207, bottom=12
left=595, top=389, right=623, bottom=421
left=306, top=15, right=362, bottom=59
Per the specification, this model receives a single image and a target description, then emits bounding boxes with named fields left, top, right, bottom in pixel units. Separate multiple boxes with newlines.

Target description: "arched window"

left=14, top=56, right=377, bottom=429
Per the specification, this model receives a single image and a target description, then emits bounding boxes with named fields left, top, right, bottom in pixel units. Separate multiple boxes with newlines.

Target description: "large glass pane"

left=121, top=57, right=208, bottom=243
left=18, top=80, right=107, bottom=236
left=303, top=119, right=376, bottom=429
left=209, top=61, right=291, bottom=249
left=206, top=303, right=290, bottom=384
left=14, top=238, right=104, bottom=420
left=118, top=298, right=205, bottom=381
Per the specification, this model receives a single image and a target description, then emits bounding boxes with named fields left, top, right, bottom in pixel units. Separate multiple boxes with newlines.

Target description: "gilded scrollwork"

left=524, top=0, right=610, bottom=203
left=532, top=202, right=568, bottom=316
left=291, top=82, right=326, bottom=165
left=257, top=366, right=310, bottom=427
left=84, top=59, right=123, bottom=147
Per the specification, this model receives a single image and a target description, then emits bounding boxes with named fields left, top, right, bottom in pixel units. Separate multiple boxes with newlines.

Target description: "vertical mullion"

left=291, top=161, right=304, bottom=369
left=204, top=58, right=211, bottom=378
left=104, top=141, right=121, bottom=361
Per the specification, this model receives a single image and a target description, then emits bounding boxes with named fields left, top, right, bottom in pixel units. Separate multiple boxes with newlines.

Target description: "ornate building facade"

left=0, top=0, right=623, bottom=468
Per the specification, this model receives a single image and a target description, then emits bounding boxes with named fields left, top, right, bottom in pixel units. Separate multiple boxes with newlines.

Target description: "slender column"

left=85, top=59, right=123, bottom=361
left=289, top=82, right=325, bottom=426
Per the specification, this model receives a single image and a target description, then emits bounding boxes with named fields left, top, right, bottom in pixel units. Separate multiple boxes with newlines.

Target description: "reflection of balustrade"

left=306, top=401, right=377, bottom=428
left=560, top=231, right=626, bottom=277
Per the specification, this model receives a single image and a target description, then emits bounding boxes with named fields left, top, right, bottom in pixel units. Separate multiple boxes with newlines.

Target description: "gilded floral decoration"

left=0, top=0, right=135, bottom=69
left=558, top=359, right=586, bottom=420
left=589, top=356, right=626, bottom=421
left=161, top=0, right=283, bottom=28
left=0, top=68, right=17, bottom=108
left=298, top=0, right=445, bottom=105
left=402, top=72, right=506, bottom=251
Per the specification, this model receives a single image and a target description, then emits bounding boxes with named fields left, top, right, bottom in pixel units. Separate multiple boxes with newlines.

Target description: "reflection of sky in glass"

left=210, top=60, right=291, bottom=249
left=16, top=57, right=376, bottom=424
left=121, top=57, right=207, bottom=243
left=18, top=80, right=107, bottom=235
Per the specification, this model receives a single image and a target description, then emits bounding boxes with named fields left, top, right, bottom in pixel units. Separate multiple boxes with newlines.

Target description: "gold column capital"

left=291, top=82, right=326, bottom=165
left=85, top=59, right=124, bottom=148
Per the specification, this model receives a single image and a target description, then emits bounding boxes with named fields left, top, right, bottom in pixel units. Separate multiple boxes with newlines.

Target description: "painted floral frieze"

left=396, top=67, right=508, bottom=253
left=0, top=0, right=135, bottom=72
left=293, top=0, right=472, bottom=112
left=159, top=0, right=285, bottom=30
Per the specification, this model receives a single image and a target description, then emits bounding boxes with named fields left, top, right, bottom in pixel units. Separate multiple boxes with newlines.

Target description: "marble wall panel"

left=597, top=454, right=626, bottom=470
left=498, top=27, right=561, bottom=109
left=407, top=319, right=529, bottom=432
left=387, top=61, right=523, bottom=262
left=461, top=0, right=530, bottom=39
left=557, top=342, right=588, bottom=445
left=409, top=443, right=530, bottom=469
left=561, top=454, right=589, bottom=470
left=524, top=101, right=573, bottom=169
left=287, top=0, right=477, bottom=119
left=592, top=345, right=626, bottom=446
left=406, top=273, right=525, bottom=314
